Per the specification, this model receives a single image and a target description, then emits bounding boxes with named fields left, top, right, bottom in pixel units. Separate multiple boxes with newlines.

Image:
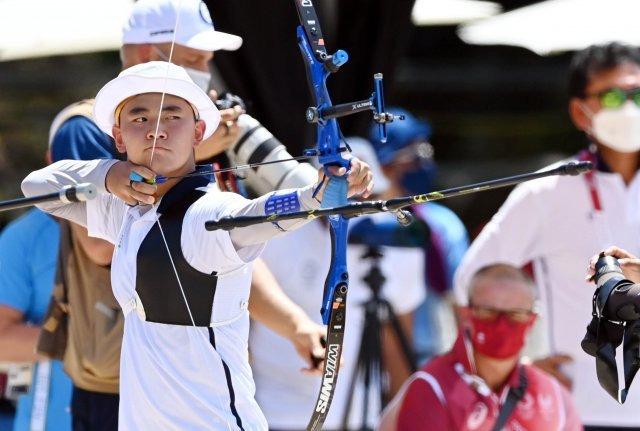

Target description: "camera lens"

left=594, top=255, right=624, bottom=285
left=226, top=114, right=317, bottom=195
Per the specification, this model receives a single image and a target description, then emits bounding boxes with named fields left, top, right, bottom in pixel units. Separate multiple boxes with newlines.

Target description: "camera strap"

left=491, top=366, right=528, bottom=431
left=582, top=283, right=640, bottom=403
left=578, top=149, right=602, bottom=212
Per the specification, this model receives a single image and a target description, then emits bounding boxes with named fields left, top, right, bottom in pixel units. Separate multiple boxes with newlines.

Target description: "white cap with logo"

left=93, top=61, right=221, bottom=140
left=122, top=0, right=242, bottom=52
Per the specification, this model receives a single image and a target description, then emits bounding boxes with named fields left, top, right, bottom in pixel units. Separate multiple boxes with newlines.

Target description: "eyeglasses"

left=468, top=304, right=535, bottom=324
left=587, top=87, right=640, bottom=109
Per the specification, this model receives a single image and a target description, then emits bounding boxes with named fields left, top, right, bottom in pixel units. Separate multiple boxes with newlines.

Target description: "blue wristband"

left=265, top=191, right=301, bottom=231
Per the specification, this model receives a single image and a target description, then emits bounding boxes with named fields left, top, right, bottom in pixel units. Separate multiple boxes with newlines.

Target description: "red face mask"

left=470, top=314, right=536, bottom=359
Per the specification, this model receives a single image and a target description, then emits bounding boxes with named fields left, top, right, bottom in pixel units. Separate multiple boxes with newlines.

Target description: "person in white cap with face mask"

left=22, top=61, right=373, bottom=430
left=121, top=0, right=244, bottom=162
left=453, top=42, right=640, bottom=430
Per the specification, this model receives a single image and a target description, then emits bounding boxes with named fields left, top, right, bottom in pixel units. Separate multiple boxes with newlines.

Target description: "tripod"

left=341, top=246, right=417, bottom=430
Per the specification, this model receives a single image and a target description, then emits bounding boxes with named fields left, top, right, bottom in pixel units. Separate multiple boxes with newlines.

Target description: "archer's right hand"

left=106, top=161, right=157, bottom=206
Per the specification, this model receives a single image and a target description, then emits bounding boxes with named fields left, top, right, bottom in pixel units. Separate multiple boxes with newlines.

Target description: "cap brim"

left=182, top=29, right=243, bottom=51
left=94, top=74, right=220, bottom=140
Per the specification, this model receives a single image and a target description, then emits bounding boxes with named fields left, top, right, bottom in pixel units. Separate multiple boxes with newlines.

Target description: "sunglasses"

left=467, top=304, right=535, bottom=324
left=587, top=87, right=640, bottom=109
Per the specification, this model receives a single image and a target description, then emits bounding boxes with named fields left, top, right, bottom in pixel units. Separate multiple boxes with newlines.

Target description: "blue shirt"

left=0, top=209, right=59, bottom=323
left=0, top=207, right=72, bottom=431
left=50, top=116, right=118, bottom=163
left=412, top=202, right=469, bottom=363
left=1, top=111, right=110, bottom=431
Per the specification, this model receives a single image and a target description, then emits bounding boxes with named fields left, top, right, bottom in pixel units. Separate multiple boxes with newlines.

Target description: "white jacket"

left=454, top=158, right=640, bottom=426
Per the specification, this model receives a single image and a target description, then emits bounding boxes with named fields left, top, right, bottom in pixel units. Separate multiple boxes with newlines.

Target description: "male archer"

left=22, top=61, right=373, bottom=429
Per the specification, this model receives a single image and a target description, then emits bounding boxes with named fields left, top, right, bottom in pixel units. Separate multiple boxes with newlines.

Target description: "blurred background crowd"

left=0, top=0, right=601, bottom=232
left=1, top=0, right=639, bottom=430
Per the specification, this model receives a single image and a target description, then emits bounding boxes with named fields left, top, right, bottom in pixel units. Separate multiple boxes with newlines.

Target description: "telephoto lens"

left=214, top=91, right=317, bottom=194
left=225, top=114, right=318, bottom=195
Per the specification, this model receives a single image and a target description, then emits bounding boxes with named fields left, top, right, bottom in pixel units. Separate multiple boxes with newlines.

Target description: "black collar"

left=157, top=174, right=211, bottom=214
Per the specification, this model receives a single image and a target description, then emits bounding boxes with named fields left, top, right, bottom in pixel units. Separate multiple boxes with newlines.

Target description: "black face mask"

left=399, top=161, right=436, bottom=195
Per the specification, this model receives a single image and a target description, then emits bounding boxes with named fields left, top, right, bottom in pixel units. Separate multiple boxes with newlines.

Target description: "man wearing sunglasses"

left=453, top=42, right=640, bottom=430
left=378, top=264, right=581, bottom=430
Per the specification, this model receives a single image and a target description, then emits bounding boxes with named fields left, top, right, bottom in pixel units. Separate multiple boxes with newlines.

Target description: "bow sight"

left=294, top=2, right=401, bottom=150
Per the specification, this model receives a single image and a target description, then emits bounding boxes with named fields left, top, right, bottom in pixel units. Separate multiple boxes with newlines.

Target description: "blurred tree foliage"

left=0, top=18, right=587, bottom=236
left=0, top=53, right=120, bottom=228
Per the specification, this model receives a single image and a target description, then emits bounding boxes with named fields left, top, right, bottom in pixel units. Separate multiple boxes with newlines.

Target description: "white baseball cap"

left=345, top=136, right=391, bottom=195
left=93, top=61, right=220, bottom=140
left=122, top=0, right=243, bottom=52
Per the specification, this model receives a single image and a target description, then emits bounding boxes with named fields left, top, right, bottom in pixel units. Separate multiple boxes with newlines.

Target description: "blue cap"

left=50, top=116, right=118, bottom=162
left=369, top=108, right=432, bottom=165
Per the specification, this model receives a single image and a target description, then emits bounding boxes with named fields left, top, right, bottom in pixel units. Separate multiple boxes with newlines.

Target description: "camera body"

left=214, top=92, right=247, bottom=112
left=593, top=255, right=640, bottom=322
left=583, top=254, right=640, bottom=403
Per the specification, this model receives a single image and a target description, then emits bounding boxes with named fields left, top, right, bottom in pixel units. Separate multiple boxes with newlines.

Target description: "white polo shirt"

left=453, top=158, right=640, bottom=426
left=22, top=159, right=320, bottom=431
left=250, top=217, right=426, bottom=430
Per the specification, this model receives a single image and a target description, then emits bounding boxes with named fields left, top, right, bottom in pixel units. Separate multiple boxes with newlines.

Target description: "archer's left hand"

left=314, top=156, right=374, bottom=202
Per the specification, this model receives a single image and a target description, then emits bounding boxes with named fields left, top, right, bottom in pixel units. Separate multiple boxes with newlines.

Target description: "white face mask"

left=151, top=46, right=212, bottom=92
left=590, top=100, right=640, bottom=153
left=184, top=67, right=212, bottom=92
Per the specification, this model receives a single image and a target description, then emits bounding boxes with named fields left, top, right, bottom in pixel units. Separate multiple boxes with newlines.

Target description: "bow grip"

left=320, top=210, right=350, bottom=324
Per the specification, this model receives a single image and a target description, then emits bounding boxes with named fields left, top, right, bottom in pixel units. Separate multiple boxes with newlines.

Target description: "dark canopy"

left=204, top=0, right=415, bottom=154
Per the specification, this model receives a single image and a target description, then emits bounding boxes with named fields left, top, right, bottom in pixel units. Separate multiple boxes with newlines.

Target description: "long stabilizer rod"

left=205, top=161, right=592, bottom=231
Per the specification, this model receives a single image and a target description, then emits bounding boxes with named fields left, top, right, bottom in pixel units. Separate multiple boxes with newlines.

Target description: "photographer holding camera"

left=584, top=247, right=640, bottom=409
left=453, top=42, right=640, bottom=429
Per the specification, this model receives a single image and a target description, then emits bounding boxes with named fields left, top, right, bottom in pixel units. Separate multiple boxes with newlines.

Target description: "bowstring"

left=149, top=0, right=197, bottom=328
left=143, top=2, right=242, bottom=423
left=148, top=0, right=182, bottom=168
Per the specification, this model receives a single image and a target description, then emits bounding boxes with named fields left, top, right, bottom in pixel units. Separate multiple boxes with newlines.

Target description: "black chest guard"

left=136, top=176, right=217, bottom=326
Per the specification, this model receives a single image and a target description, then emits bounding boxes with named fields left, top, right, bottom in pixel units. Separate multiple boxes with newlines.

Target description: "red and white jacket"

left=378, top=334, right=582, bottom=431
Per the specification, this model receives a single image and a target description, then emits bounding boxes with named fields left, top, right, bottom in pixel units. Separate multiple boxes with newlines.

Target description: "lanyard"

left=579, top=149, right=602, bottom=212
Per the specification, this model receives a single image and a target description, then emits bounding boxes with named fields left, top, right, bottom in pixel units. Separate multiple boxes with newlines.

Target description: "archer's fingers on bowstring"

left=128, top=165, right=157, bottom=205
left=128, top=188, right=156, bottom=205
left=130, top=180, right=157, bottom=200
left=106, top=162, right=156, bottom=205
